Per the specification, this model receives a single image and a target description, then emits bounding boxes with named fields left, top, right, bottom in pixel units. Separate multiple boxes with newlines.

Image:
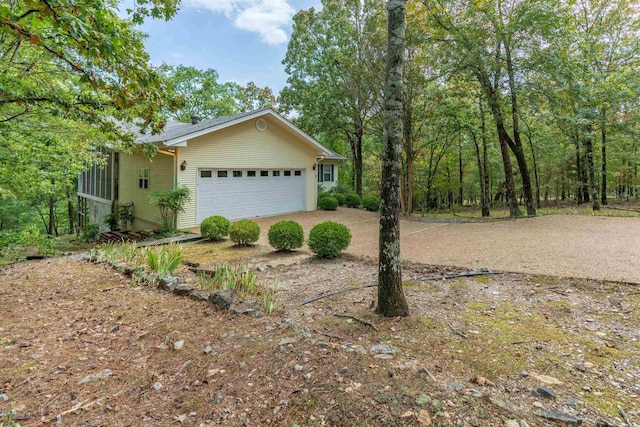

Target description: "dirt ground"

left=248, top=209, right=640, bottom=283
left=1, top=234, right=639, bottom=426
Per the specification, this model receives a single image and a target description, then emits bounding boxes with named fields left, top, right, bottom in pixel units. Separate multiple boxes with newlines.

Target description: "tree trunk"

left=458, top=140, right=463, bottom=206
left=502, top=31, right=536, bottom=216
left=402, top=102, right=414, bottom=214
left=525, top=131, right=541, bottom=209
left=601, top=107, right=607, bottom=205
left=477, top=77, right=519, bottom=216
left=479, top=97, right=490, bottom=217
left=377, top=0, right=409, bottom=318
left=66, top=187, right=75, bottom=234
left=576, top=140, right=584, bottom=204
left=585, top=125, right=599, bottom=210
left=48, top=196, right=56, bottom=236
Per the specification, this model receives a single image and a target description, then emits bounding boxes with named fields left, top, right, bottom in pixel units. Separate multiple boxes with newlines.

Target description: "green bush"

left=345, top=193, right=361, bottom=208
left=229, top=220, right=260, bottom=245
left=334, top=193, right=346, bottom=206
left=318, top=196, right=338, bottom=210
left=308, top=221, right=352, bottom=258
left=200, top=215, right=230, bottom=240
left=149, top=186, right=191, bottom=233
left=268, top=220, right=304, bottom=251
left=362, top=195, right=380, bottom=211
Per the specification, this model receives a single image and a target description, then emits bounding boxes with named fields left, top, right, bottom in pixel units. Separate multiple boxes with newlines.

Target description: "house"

left=77, top=109, right=344, bottom=231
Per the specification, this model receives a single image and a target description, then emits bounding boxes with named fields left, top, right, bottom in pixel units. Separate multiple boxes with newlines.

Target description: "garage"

left=196, top=169, right=306, bottom=222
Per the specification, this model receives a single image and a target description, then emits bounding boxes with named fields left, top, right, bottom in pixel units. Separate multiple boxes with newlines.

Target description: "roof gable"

left=136, top=109, right=339, bottom=157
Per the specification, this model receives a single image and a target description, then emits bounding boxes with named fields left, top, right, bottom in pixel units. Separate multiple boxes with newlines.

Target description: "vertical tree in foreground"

left=377, top=0, right=410, bottom=318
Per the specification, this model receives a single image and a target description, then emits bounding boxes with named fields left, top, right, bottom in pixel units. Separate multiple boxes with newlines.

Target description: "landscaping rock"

left=209, top=289, right=237, bottom=310
left=0, top=394, right=8, bottom=401
left=158, top=275, right=182, bottom=291
left=370, top=344, right=398, bottom=355
left=534, top=409, right=580, bottom=424
left=114, top=262, right=136, bottom=276
left=79, top=369, right=113, bottom=384
left=231, top=300, right=261, bottom=316
left=173, top=283, right=194, bottom=296
left=173, top=340, right=184, bottom=350
left=212, top=393, right=224, bottom=404
left=152, top=382, right=163, bottom=390
left=188, top=290, right=211, bottom=302
left=533, top=386, right=557, bottom=399
left=278, top=337, right=298, bottom=346
left=203, top=346, right=213, bottom=355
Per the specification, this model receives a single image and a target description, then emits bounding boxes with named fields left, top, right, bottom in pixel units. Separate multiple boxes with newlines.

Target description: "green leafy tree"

left=281, top=0, right=387, bottom=196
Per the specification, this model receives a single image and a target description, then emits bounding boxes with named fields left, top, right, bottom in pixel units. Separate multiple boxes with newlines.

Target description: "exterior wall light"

left=180, top=160, right=187, bottom=171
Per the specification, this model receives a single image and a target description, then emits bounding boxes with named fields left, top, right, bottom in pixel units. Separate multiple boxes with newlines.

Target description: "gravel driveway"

left=252, top=209, right=640, bottom=283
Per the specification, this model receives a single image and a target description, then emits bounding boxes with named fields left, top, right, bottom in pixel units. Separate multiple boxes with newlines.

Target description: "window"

left=294, top=170, right=301, bottom=176
left=272, top=170, right=280, bottom=177
left=284, top=170, right=291, bottom=176
left=200, top=170, right=212, bottom=178
left=248, top=171, right=256, bottom=177
left=317, top=164, right=334, bottom=183
left=138, top=168, right=149, bottom=189
left=233, top=170, right=243, bottom=177
left=217, top=171, right=228, bottom=178
left=260, top=171, right=269, bottom=177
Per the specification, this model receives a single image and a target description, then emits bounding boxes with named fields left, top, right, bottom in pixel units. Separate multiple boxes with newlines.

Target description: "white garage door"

left=196, top=169, right=306, bottom=223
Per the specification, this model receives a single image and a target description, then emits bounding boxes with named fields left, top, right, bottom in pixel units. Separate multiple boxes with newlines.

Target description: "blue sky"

left=131, top=0, right=320, bottom=96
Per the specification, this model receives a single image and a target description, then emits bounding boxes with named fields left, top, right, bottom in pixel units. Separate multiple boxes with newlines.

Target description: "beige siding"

left=176, top=115, right=319, bottom=229
left=118, top=149, right=175, bottom=230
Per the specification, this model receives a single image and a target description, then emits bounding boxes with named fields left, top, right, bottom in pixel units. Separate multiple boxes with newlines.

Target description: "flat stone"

left=374, top=354, right=394, bottom=360
left=534, top=409, right=580, bottom=424
left=212, top=393, right=224, bottom=404
left=231, top=300, right=262, bottom=316
left=278, top=337, right=298, bottom=346
left=173, top=284, right=194, bottom=296
left=450, top=381, right=465, bottom=391
left=533, top=386, right=556, bottom=399
left=209, top=289, right=237, bottom=310
left=173, top=340, right=184, bottom=350
left=488, top=397, right=519, bottom=413
left=152, top=382, right=163, bottom=390
left=158, top=276, right=182, bottom=291
left=203, top=346, right=213, bottom=354
left=0, top=394, right=8, bottom=401
left=79, top=369, right=113, bottom=384
left=188, top=290, right=211, bottom=302
left=114, top=262, right=137, bottom=276
left=506, top=420, right=520, bottom=427
left=370, top=344, right=398, bottom=355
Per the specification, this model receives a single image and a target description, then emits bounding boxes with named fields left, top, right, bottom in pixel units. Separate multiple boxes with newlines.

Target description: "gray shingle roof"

left=135, top=109, right=271, bottom=144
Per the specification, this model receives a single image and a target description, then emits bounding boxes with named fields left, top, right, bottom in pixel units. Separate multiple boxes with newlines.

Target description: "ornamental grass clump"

left=143, top=243, right=185, bottom=280
left=308, top=221, right=352, bottom=258
left=229, top=220, right=260, bottom=245
left=200, top=215, right=230, bottom=240
left=268, top=220, right=304, bottom=251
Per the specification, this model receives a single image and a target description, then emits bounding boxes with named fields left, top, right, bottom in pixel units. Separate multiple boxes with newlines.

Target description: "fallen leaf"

left=417, top=409, right=432, bottom=426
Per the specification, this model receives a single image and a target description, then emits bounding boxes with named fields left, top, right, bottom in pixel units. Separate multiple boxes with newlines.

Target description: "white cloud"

left=186, top=0, right=295, bottom=45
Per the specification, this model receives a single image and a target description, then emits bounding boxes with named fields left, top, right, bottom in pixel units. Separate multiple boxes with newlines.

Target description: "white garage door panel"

left=196, top=170, right=305, bottom=223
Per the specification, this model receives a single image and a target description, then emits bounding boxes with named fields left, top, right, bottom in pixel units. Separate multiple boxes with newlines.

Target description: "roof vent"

left=191, top=115, right=201, bottom=125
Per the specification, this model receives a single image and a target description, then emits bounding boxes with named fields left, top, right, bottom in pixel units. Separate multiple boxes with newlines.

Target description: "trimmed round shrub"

left=268, top=220, right=304, bottom=251
left=200, top=215, right=230, bottom=240
left=333, top=193, right=346, bottom=206
left=308, top=221, right=352, bottom=258
left=362, top=195, right=380, bottom=212
left=318, top=196, right=338, bottom=211
left=345, top=193, right=361, bottom=208
left=229, top=220, right=260, bottom=245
